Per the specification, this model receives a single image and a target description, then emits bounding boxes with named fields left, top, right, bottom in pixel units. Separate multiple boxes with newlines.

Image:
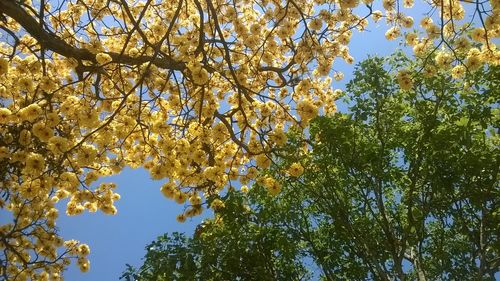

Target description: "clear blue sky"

left=57, top=2, right=437, bottom=280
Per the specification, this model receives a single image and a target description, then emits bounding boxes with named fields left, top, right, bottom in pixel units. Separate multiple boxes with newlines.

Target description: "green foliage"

left=123, top=54, right=499, bottom=280
left=305, top=55, right=499, bottom=280
left=120, top=232, right=199, bottom=281
left=120, top=190, right=309, bottom=281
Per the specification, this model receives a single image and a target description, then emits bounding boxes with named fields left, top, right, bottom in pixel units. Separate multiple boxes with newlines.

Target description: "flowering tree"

left=0, top=0, right=498, bottom=279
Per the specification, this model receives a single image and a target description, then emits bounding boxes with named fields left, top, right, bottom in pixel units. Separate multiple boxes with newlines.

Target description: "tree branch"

left=0, top=0, right=185, bottom=71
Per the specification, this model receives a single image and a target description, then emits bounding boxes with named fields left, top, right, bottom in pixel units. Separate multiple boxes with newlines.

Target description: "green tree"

left=120, top=190, right=309, bottom=281
left=123, top=54, right=499, bottom=281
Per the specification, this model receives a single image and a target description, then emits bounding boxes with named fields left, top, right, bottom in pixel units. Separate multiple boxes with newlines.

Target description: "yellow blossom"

left=0, top=58, right=9, bottom=75
left=95, top=52, right=112, bottom=64
left=288, top=162, right=304, bottom=177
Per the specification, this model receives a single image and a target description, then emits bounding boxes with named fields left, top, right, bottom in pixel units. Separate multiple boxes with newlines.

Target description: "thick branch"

left=0, top=0, right=185, bottom=71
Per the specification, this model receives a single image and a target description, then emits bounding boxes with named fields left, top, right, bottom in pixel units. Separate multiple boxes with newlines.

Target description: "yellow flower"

left=32, top=122, right=53, bottom=142
left=39, top=76, right=57, bottom=91
left=48, top=136, right=69, bottom=154
left=255, top=154, right=271, bottom=169
left=401, top=16, right=414, bottom=28
left=189, top=194, right=202, bottom=205
left=451, top=65, right=466, bottom=79
left=77, top=257, right=90, bottom=272
left=263, top=177, right=281, bottom=196
left=403, top=0, right=414, bottom=8
left=210, top=198, right=225, bottom=210
left=288, top=162, right=304, bottom=177
left=19, top=76, right=34, bottom=92
left=160, top=182, right=176, bottom=199
left=397, top=70, right=414, bottom=91
left=128, top=47, right=139, bottom=57
left=309, top=18, right=323, bottom=30
left=334, top=72, right=344, bottom=81
left=385, top=26, right=401, bottom=40
left=84, top=202, right=98, bottom=212
left=77, top=144, right=98, bottom=166
left=19, top=129, right=31, bottom=146
left=270, top=127, right=288, bottom=146
left=405, top=33, right=418, bottom=46
left=246, top=167, right=258, bottom=179
left=341, top=0, right=359, bottom=9
left=297, top=99, right=318, bottom=121
left=0, top=108, right=11, bottom=124
left=95, top=52, right=112, bottom=64
left=465, top=55, right=482, bottom=71
left=24, top=153, right=45, bottom=175
left=420, top=16, right=433, bottom=29
left=149, top=164, right=167, bottom=180
left=85, top=171, right=99, bottom=185
left=191, top=67, right=209, bottom=85
left=78, top=244, right=90, bottom=256
left=174, top=191, right=187, bottom=204
left=0, top=147, right=9, bottom=159
left=100, top=204, right=117, bottom=215
left=470, top=28, right=487, bottom=43
left=372, top=10, right=383, bottom=22
left=45, top=112, right=60, bottom=127
left=435, top=52, right=453, bottom=68
left=176, top=214, right=186, bottom=223
left=422, top=65, right=437, bottom=78
left=20, top=180, right=40, bottom=199
left=18, top=104, right=42, bottom=122
left=0, top=58, right=9, bottom=75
